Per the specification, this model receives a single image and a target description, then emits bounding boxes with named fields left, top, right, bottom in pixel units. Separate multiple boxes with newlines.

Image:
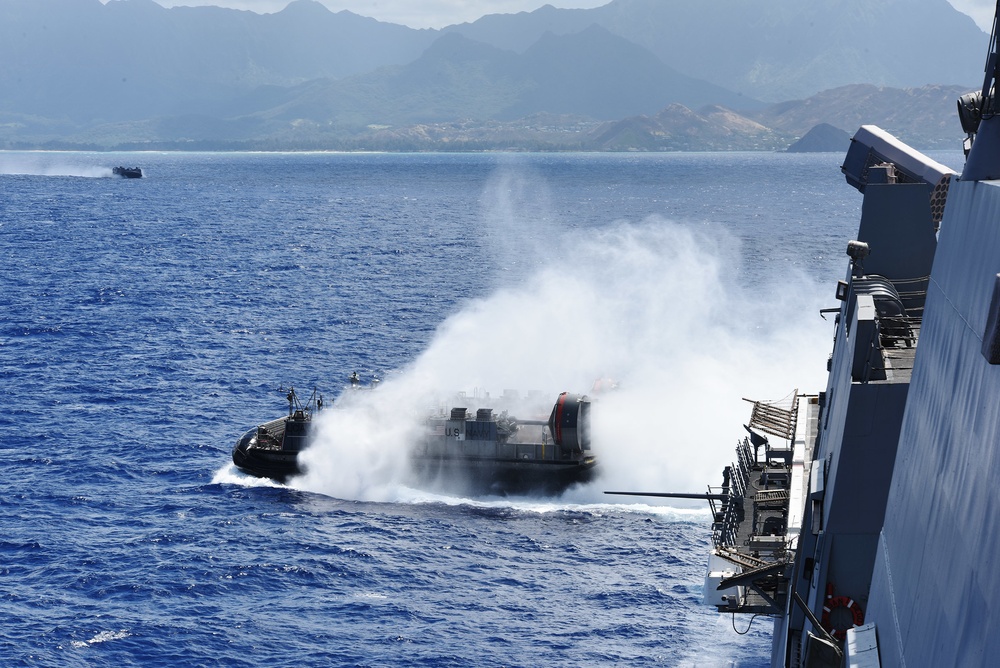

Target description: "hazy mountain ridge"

left=1, top=83, right=972, bottom=152
left=496, top=25, right=755, bottom=120
left=590, top=104, right=780, bottom=151
left=269, top=25, right=756, bottom=127
left=447, top=0, right=985, bottom=101
left=752, top=83, right=971, bottom=146
left=0, top=0, right=985, bottom=150
left=0, top=0, right=435, bottom=121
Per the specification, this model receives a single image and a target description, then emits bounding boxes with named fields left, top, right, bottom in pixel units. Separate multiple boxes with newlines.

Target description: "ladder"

left=745, top=390, right=798, bottom=441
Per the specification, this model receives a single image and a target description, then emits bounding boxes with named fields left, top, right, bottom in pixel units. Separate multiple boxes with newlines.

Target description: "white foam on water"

left=0, top=154, right=113, bottom=178
left=290, top=214, right=830, bottom=507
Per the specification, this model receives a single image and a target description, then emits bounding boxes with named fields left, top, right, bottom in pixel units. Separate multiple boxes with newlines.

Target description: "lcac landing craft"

left=232, top=383, right=597, bottom=496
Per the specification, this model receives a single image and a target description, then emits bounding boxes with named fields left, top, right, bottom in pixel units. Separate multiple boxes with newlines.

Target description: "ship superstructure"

left=697, top=5, right=1000, bottom=665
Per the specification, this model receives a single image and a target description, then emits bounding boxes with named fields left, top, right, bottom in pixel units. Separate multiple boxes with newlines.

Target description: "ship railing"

left=872, top=317, right=923, bottom=375
left=710, top=415, right=800, bottom=550
left=882, top=276, right=927, bottom=347
left=282, top=386, right=324, bottom=417
left=709, top=482, right=744, bottom=549
left=707, top=488, right=724, bottom=545
left=709, top=441, right=755, bottom=549
left=733, top=457, right=749, bottom=499
left=736, top=437, right=756, bottom=478
left=878, top=320, right=921, bottom=347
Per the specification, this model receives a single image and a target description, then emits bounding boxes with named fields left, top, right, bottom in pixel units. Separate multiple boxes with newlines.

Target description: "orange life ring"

left=821, top=584, right=864, bottom=640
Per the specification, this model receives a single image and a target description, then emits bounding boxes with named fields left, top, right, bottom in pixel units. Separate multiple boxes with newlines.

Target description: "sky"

left=150, top=1, right=611, bottom=29
left=950, top=0, right=997, bottom=29
left=145, top=0, right=999, bottom=32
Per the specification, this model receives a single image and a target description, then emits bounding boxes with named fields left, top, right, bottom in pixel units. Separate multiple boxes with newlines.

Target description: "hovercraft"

left=112, top=166, right=142, bottom=178
left=231, top=387, right=321, bottom=482
left=411, top=391, right=597, bottom=496
left=232, top=381, right=597, bottom=495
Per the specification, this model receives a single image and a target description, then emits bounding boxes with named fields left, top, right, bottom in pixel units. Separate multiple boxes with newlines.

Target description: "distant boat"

left=112, top=166, right=142, bottom=178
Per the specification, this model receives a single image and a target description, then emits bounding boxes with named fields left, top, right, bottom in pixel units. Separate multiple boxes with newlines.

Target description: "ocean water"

left=0, top=149, right=962, bottom=667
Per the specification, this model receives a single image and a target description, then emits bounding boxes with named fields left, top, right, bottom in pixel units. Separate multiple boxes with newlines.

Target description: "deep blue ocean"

left=0, top=148, right=962, bottom=667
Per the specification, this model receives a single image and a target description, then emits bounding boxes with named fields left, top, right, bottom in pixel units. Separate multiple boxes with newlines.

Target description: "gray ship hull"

left=693, top=10, right=1000, bottom=660
left=860, top=175, right=1000, bottom=666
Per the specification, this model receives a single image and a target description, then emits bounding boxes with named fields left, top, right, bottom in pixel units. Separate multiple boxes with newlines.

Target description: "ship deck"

left=708, top=395, right=818, bottom=615
left=875, top=320, right=920, bottom=384
left=704, top=298, right=921, bottom=616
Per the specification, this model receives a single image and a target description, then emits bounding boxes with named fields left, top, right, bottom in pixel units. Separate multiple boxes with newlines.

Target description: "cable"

left=731, top=612, right=761, bottom=635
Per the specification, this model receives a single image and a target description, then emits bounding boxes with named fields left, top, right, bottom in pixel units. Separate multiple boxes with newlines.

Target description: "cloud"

left=146, top=0, right=609, bottom=29
left=130, top=0, right=997, bottom=31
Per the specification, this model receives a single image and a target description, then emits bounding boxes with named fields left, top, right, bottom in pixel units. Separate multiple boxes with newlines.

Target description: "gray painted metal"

left=863, top=176, right=1000, bottom=666
left=701, top=121, right=1000, bottom=667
